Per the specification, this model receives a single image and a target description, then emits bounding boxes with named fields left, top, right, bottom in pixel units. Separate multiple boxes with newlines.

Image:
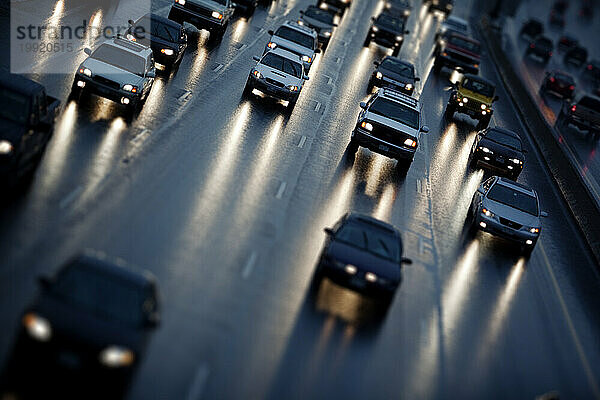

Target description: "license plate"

left=379, top=144, right=389, bottom=152
left=351, top=277, right=366, bottom=289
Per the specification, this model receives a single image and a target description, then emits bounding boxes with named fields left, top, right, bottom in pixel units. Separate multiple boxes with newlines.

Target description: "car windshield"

left=336, top=221, right=401, bottom=262
left=136, top=17, right=180, bottom=43
left=486, top=130, right=522, bottom=150
left=444, top=19, right=467, bottom=32
left=275, top=26, right=314, bottom=49
left=487, top=184, right=538, bottom=215
left=0, top=87, right=30, bottom=124
left=568, top=47, right=587, bottom=58
left=369, top=97, right=419, bottom=129
left=304, top=8, right=334, bottom=24
left=91, top=44, right=146, bottom=75
left=261, top=53, right=303, bottom=78
left=579, top=96, right=600, bottom=111
left=462, top=78, right=495, bottom=97
left=449, top=36, right=481, bottom=53
left=376, top=14, right=404, bottom=30
left=380, top=58, right=414, bottom=77
left=51, top=264, right=146, bottom=326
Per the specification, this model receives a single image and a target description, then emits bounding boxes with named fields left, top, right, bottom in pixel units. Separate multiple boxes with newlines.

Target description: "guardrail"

left=478, top=15, right=600, bottom=265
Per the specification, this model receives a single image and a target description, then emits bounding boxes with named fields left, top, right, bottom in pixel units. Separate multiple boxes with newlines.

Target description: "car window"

left=376, top=14, right=404, bottom=30
left=91, top=44, right=146, bottom=75
left=0, top=87, right=30, bottom=124
left=487, top=184, right=538, bottom=215
left=380, top=58, right=414, bottom=77
left=486, top=130, right=522, bottom=150
left=462, top=78, right=495, bottom=97
left=275, top=26, right=314, bottom=49
left=369, top=97, right=419, bottom=129
left=448, top=36, right=481, bottom=53
left=336, top=222, right=401, bottom=262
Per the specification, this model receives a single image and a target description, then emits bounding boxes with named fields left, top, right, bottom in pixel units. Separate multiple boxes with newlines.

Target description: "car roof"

left=280, top=20, right=318, bottom=37
left=0, top=71, right=44, bottom=95
left=495, top=177, right=537, bottom=196
left=447, top=32, right=480, bottom=44
left=462, top=73, right=495, bottom=87
left=264, top=48, right=304, bottom=63
left=487, top=127, right=521, bottom=139
left=138, top=12, right=183, bottom=28
left=345, top=212, right=400, bottom=236
left=378, top=87, right=420, bottom=110
left=380, top=56, right=414, bottom=68
left=105, top=36, right=152, bottom=56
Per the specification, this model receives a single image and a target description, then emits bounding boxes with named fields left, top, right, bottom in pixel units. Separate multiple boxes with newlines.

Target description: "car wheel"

left=168, top=8, right=183, bottom=24
left=242, top=81, right=253, bottom=98
left=287, top=98, right=297, bottom=111
left=391, top=46, right=400, bottom=57
left=363, top=37, right=371, bottom=47
left=347, top=139, right=359, bottom=155
left=467, top=152, right=477, bottom=169
left=476, top=115, right=491, bottom=130
left=521, top=244, right=534, bottom=257
left=396, top=157, right=412, bottom=172
left=432, top=61, right=442, bottom=74
left=444, top=103, right=456, bottom=119
left=367, top=79, right=375, bottom=93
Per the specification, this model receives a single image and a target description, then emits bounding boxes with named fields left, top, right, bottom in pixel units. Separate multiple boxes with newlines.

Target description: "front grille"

left=184, top=2, right=213, bottom=17
left=368, top=121, right=410, bottom=147
left=265, top=78, right=284, bottom=88
left=499, top=217, right=522, bottom=230
left=93, top=75, right=120, bottom=90
left=447, top=49, right=477, bottom=65
left=375, top=30, right=396, bottom=41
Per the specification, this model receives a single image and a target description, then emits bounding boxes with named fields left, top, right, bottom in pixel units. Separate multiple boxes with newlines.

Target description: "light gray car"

left=264, top=21, right=320, bottom=73
left=466, top=176, right=548, bottom=255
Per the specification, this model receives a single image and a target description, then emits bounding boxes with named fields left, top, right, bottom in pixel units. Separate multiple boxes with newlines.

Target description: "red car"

left=541, top=70, right=575, bottom=100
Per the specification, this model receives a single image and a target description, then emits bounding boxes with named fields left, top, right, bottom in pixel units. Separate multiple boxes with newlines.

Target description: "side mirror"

left=541, top=211, right=549, bottom=217
left=253, top=55, right=260, bottom=61
left=128, top=19, right=135, bottom=26
left=370, top=16, right=375, bottom=21
left=420, top=125, right=430, bottom=133
left=147, top=70, right=156, bottom=78
left=359, top=101, right=367, bottom=109
left=374, top=61, right=380, bottom=66
left=84, top=47, right=92, bottom=56
left=493, top=95, right=499, bottom=102
left=401, top=257, right=412, bottom=265
left=38, top=275, right=52, bottom=289
left=303, top=75, right=310, bottom=80
left=405, top=30, right=410, bottom=34
left=324, top=227, right=335, bottom=236
left=268, top=29, right=274, bottom=35
left=415, top=77, right=420, bottom=81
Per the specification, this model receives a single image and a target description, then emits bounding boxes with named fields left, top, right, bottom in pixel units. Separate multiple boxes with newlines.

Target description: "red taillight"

left=530, top=43, right=535, bottom=48
left=571, top=104, right=577, bottom=112
left=588, top=64, right=593, bottom=70
left=569, top=85, right=575, bottom=90
left=550, top=77, right=556, bottom=82
left=549, top=52, right=553, bottom=56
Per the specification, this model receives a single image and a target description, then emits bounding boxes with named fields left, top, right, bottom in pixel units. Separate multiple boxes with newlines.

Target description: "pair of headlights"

left=78, top=68, right=138, bottom=92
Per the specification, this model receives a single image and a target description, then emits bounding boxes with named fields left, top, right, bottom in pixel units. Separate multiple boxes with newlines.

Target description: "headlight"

left=252, top=69, right=262, bottom=78
left=126, top=33, right=136, bottom=41
left=529, top=227, right=540, bottom=234
left=372, top=26, right=379, bottom=32
left=324, top=31, right=332, bottom=37
left=405, top=83, right=413, bottom=90
left=345, top=265, right=357, bottom=275
left=161, top=48, right=174, bottom=56
left=365, top=272, right=377, bottom=282
left=404, top=138, right=417, bottom=147
left=509, top=158, right=522, bottom=165
left=360, top=121, right=373, bottom=131
left=473, top=63, right=479, bottom=68
left=481, top=104, right=487, bottom=110
left=482, top=208, right=495, bottom=218
left=462, top=97, right=469, bottom=103
left=297, top=20, right=304, bottom=26
left=395, top=35, right=403, bottom=41
left=99, top=346, right=135, bottom=368
left=79, top=67, right=92, bottom=77
left=375, top=72, right=383, bottom=79
left=122, top=84, right=138, bottom=93
left=0, top=140, right=14, bottom=155
left=287, top=85, right=299, bottom=92
left=267, top=42, right=277, bottom=49
left=479, top=146, right=493, bottom=154
left=22, top=313, right=52, bottom=342
left=175, top=0, right=185, bottom=4
left=212, top=11, right=223, bottom=19
left=301, top=55, right=312, bottom=63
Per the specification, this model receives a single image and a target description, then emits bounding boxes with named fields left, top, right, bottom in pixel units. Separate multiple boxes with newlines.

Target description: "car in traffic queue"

left=167, top=0, right=235, bottom=43
left=548, top=9, right=566, bottom=28
left=367, top=56, right=420, bottom=96
left=525, top=35, right=554, bottom=64
left=435, top=15, right=468, bottom=42
left=348, top=88, right=429, bottom=169
left=126, top=13, right=188, bottom=72
left=384, top=0, right=412, bottom=19
left=316, top=0, right=350, bottom=17
left=243, top=48, right=309, bottom=110
left=313, top=213, right=412, bottom=305
left=265, top=21, right=320, bottom=73
left=426, top=0, right=454, bottom=15
left=557, top=94, right=600, bottom=137
left=541, top=70, right=575, bottom=100
left=444, top=74, right=498, bottom=129
left=583, top=59, right=600, bottom=85
left=6, top=251, right=160, bottom=396
left=468, top=127, right=526, bottom=180
left=519, top=19, right=543, bottom=42
left=564, top=45, right=587, bottom=68
left=466, top=176, right=547, bottom=256
left=233, top=0, right=258, bottom=17
left=70, top=37, right=156, bottom=116
left=297, top=6, right=338, bottom=51
left=433, top=32, right=481, bottom=75
left=0, top=72, right=60, bottom=188
left=363, top=12, right=410, bottom=57
left=557, top=34, right=578, bottom=53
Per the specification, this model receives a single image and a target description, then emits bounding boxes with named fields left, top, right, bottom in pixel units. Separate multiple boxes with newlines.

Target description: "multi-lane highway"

left=1, top=0, right=600, bottom=398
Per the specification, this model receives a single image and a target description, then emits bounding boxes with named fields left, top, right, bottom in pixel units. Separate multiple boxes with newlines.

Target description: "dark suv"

left=363, top=12, right=410, bottom=57
left=558, top=95, right=600, bottom=137
left=168, top=0, right=235, bottom=43
left=433, top=33, right=481, bottom=74
left=367, top=56, right=419, bottom=96
left=525, top=35, right=553, bottom=64
left=468, top=127, right=526, bottom=180
left=348, top=88, right=429, bottom=169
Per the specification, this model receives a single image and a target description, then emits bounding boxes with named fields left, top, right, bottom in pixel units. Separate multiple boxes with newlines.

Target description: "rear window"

left=304, top=8, right=334, bottom=24
left=445, top=19, right=467, bottom=32
left=579, top=96, right=600, bottom=111
left=137, top=17, right=180, bottom=43
left=377, top=14, right=405, bottom=30
left=487, top=184, right=538, bottom=215
left=275, top=26, right=314, bottom=49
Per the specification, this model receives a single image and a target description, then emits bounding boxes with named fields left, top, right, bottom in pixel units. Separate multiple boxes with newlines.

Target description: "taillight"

left=550, top=77, right=556, bottom=83
left=588, top=64, right=593, bottom=70
left=569, top=85, right=575, bottom=90
left=571, top=104, right=577, bottom=112
left=530, top=43, right=535, bottom=48
left=549, top=52, right=553, bottom=56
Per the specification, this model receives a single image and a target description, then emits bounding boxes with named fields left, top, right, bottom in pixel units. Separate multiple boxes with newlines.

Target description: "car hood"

left=301, top=17, right=334, bottom=32
left=458, top=87, right=493, bottom=105
left=365, top=111, right=419, bottom=138
left=82, top=58, right=145, bottom=86
left=187, top=0, right=227, bottom=12
left=31, top=294, right=145, bottom=352
left=270, top=37, right=314, bottom=58
left=0, top=118, right=26, bottom=143
left=479, top=138, right=523, bottom=160
left=483, top=198, right=540, bottom=227
left=327, top=240, right=401, bottom=280
left=254, top=63, right=303, bottom=87
left=378, top=67, right=414, bottom=84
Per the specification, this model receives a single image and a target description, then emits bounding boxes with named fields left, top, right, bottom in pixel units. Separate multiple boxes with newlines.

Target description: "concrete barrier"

left=478, top=16, right=600, bottom=265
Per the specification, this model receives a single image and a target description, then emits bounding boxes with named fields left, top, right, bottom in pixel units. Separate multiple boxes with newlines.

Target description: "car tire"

left=168, top=8, right=183, bottom=24
left=396, top=157, right=412, bottom=172
left=363, top=37, right=371, bottom=47
left=391, top=46, right=400, bottom=57
left=476, top=115, right=491, bottom=130
left=210, top=25, right=226, bottom=44
left=287, top=98, right=297, bottom=111
left=367, top=79, right=375, bottom=93
left=432, top=61, right=442, bottom=74
left=444, top=103, right=456, bottom=120
left=467, top=153, right=477, bottom=169
left=242, top=81, right=253, bottom=98
left=347, top=139, right=359, bottom=155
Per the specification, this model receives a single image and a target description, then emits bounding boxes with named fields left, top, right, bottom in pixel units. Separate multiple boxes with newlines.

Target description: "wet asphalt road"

left=1, top=0, right=600, bottom=399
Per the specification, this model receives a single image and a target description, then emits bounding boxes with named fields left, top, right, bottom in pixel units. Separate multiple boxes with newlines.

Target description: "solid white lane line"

left=242, top=251, right=258, bottom=279
left=314, top=101, right=321, bottom=112
left=298, top=135, right=307, bottom=148
left=186, top=363, right=210, bottom=400
left=416, top=179, right=423, bottom=193
left=178, top=90, right=193, bottom=103
left=275, top=181, right=286, bottom=199
left=212, top=63, right=223, bottom=72
left=59, top=186, right=83, bottom=209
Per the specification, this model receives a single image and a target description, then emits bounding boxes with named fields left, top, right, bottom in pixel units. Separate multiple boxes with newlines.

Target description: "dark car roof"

left=462, top=73, right=494, bottom=87
left=345, top=212, right=400, bottom=236
left=0, top=71, right=44, bottom=96
left=486, top=127, right=521, bottom=139
left=524, top=18, right=543, bottom=27
left=496, top=176, right=536, bottom=194
left=138, top=12, right=183, bottom=28
left=448, top=32, right=480, bottom=44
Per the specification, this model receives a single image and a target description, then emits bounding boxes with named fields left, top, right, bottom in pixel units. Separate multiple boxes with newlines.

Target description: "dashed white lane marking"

left=242, top=251, right=258, bottom=279
left=298, top=135, right=307, bottom=148
left=131, top=128, right=151, bottom=145
left=416, top=179, right=423, bottom=194
left=178, top=90, right=193, bottom=103
left=186, top=363, right=210, bottom=400
left=275, top=181, right=287, bottom=199
left=418, top=236, right=424, bottom=254
left=59, top=186, right=83, bottom=209
left=314, top=101, right=321, bottom=112
left=212, top=63, right=223, bottom=72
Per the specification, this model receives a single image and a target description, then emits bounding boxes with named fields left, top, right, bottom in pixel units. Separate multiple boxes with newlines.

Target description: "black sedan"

left=298, top=6, right=338, bottom=50
left=4, top=252, right=160, bottom=397
left=525, top=36, right=553, bottom=64
left=127, top=13, right=187, bottom=72
left=367, top=56, right=419, bottom=96
left=541, top=70, right=575, bottom=100
left=363, top=12, right=409, bottom=57
left=519, top=19, right=543, bottom=42
left=313, top=213, right=412, bottom=305
left=468, top=127, right=526, bottom=180
left=564, top=45, right=588, bottom=68
left=557, top=34, right=578, bottom=53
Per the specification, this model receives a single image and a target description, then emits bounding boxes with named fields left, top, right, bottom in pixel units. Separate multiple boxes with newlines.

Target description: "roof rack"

left=381, top=87, right=419, bottom=108
left=113, top=36, right=148, bottom=52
